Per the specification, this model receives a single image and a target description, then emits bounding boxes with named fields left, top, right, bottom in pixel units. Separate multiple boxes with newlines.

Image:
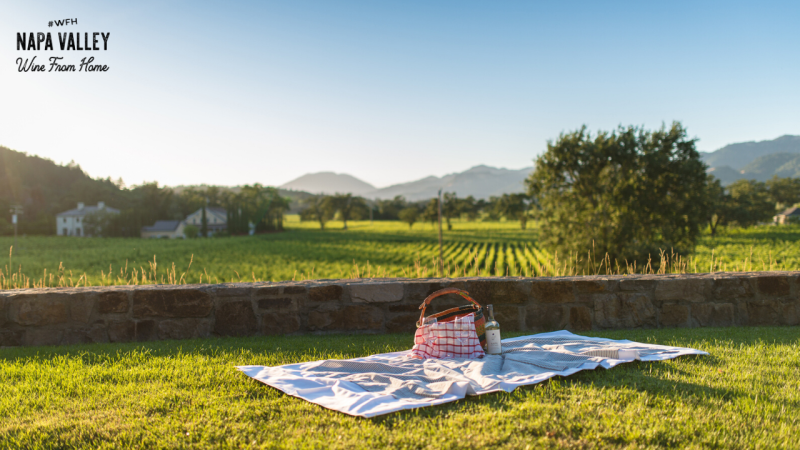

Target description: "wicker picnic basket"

left=416, top=288, right=486, bottom=349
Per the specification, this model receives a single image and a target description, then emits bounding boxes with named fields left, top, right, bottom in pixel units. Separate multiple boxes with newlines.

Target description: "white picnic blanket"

left=237, top=330, right=707, bottom=418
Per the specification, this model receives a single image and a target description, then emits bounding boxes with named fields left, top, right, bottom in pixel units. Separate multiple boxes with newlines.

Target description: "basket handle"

left=417, top=288, right=481, bottom=327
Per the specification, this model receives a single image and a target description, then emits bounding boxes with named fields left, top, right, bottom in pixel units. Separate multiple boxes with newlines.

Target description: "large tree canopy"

left=526, top=123, right=707, bottom=266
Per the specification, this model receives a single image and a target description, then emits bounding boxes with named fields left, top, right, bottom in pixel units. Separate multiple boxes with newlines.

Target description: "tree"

left=82, top=210, right=115, bottom=237
left=526, top=123, right=707, bottom=265
left=183, top=224, right=199, bottom=238
left=492, top=193, right=531, bottom=229
left=422, top=199, right=439, bottom=226
left=727, top=179, right=774, bottom=227
left=459, top=196, right=481, bottom=221
left=300, top=195, right=334, bottom=230
left=328, top=193, right=368, bottom=230
left=766, top=176, right=800, bottom=211
left=398, top=207, right=420, bottom=229
left=705, top=175, right=734, bottom=237
left=375, top=196, right=408, bottom=220
left=200, top=205, right=208, bottom=237
left=442, top=192, right=461, bottom=230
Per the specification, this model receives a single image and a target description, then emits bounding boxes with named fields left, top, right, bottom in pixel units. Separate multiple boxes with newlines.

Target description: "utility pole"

left=437, top=189, right=443, bottom=276
left=10, top=206, right=22, bottom=250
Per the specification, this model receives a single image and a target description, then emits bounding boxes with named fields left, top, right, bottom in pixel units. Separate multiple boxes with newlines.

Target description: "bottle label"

left=486, top=329, right=502, bottom=354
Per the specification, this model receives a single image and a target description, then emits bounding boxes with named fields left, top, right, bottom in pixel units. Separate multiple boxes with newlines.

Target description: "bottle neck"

left=487, top=304, right=495, bottom=322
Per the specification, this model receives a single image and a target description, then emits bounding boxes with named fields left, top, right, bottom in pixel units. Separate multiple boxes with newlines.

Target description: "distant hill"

left=739, top=153, right=800, bottom=181
left=366, top=165, right=533, bottom=201
left=701, top=135, right=800, bottom=170
left=706, top=166, right=744, bottom=185
left=0, top=146, right=127, bottom=235
left=702, top=135, right=800, bottom=185
left=279, top=172, right=376, bottom=196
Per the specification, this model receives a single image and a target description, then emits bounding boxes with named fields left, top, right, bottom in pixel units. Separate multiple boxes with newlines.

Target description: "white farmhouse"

left=56, top=202, right=120, bottom=237
left=141, top=220, right=186, bottom=239
left=185, top=207, right=227, bottom=236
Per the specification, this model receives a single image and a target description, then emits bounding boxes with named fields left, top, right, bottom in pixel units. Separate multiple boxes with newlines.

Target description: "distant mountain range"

left=279, top=135, right=800, bottom=197
left=280, top=165, right=534, bottom=201
left=701, top=135, right=800, bottom=184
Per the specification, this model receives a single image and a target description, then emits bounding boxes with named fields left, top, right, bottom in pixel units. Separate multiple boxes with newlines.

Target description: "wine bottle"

left=485, top=304, right=502, bottom=354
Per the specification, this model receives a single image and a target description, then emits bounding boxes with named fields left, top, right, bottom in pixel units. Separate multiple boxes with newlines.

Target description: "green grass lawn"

left=4, top=219, right=800, bottom=290
left=1, top=327, right=798, bottom=449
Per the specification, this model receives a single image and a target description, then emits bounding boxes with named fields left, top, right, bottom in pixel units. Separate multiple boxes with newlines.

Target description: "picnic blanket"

left=237, top=330, right=707, bottom=418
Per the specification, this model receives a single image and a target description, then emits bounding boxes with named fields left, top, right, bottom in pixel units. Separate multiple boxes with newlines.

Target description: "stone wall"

left=1, top=272, right=798, bottom=347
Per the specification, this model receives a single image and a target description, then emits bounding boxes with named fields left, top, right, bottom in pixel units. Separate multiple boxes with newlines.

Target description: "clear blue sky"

left=2, top=0, right=798, bottom=188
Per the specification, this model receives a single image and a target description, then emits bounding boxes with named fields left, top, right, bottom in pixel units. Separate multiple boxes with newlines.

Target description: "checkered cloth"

left=410, top=313, right=485, bottom=359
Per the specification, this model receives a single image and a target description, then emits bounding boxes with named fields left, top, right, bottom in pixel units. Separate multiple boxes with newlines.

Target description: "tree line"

left=299, top=192, right=534, bottom=230
left=0, top=146, right=299, bottom=237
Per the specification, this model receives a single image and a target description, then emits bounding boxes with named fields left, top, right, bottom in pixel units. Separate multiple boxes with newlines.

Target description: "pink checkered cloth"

left=410, top=313, right=485, bottom=359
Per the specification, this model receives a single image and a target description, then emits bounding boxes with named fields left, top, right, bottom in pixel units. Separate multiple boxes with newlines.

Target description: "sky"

left=2, top=1, right=798, bottom=189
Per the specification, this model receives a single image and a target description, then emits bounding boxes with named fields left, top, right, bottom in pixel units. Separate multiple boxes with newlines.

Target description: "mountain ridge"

left=701, top=135, right=800, bottom=184
left=701, top=135, right=800, bottom=170
left=279, top=165, right=534, bottom=200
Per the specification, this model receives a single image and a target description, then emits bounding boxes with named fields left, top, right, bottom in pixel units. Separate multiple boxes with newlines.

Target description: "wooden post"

left=437, top=189, right=443, bottom=276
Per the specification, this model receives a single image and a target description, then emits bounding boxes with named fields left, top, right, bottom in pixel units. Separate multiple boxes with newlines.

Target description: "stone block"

left=659, top=304, right=689, bottom=327
left=389, top=304, right=420, bottom=313
left=0, top=330, right=24, bottom=347
left=159, top=319, right=212, bottom=340
left=577, top=292, right=617, bottom=306
left=214, top=301, right=258, bottom=336
left=618, top=279, right=657, bottom=293
left=307, top=305, right=383, bottom=331
left=63, top=324, right=109, bottom=345
left=97, top=291, right=129, bottom=314
left=654, top=278, right=708, bottom=302
left=70, top=296, right=95, bottom=324
left=746, top=301, right=781, bottom=326
left=257, top=297, right=295, bottom=310
left=530, top=280, right=573, bottom=303
left=494, top=305, right=522, bottom=331
left=526, top=304, right=567, bottom=331
left=594, top=293, right=656, bottom=329
left=8, top=295, right=69, bottom=326
left=351, top=283, right=404, bottom=303
left=403, top=281, right=450, bottom=305
left=386, top=313, right=419, bottom=333
left=252, top=286, right=281, bottom=297
left=0, top=297, right=6, bottom=327
left=620, top=293, right=657, bottom=328
left=465, top=280, right=530, bottom=305
left=213, top=285, right=252, bottom=299
left=757, top=276, right=790, bottom=298
left=307, top=285, right=343, bottom=302
left=135, top=320, right=158, bottom=342
left=283, top=286, right=307, bottom=295
left=568, top=306, right=592, bottom=331
left=691, top=303, right=734, bottom=327
left=712, top=278, right=754, bottom=302
left=25, top=328, right=64, bottom=346
left=107, top=320, right=135, bottom=343
left=782, top=301, right=800, bottom=326
left=574, top=279, right=614, bottom=294
left=132, top=288, right=213, bottom=318
left=261, top=312, right=301, bottom=335
left=735, top=301, right=749, bottom=326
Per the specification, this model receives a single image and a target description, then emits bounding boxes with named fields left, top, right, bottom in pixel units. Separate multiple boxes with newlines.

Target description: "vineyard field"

left=2, top=217, right=800, bottom=289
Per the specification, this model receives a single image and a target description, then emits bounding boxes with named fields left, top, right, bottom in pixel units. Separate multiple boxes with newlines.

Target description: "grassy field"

left=0, top=327, right=798, bottom=449
left=2, top=218, right=800, bottom=289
